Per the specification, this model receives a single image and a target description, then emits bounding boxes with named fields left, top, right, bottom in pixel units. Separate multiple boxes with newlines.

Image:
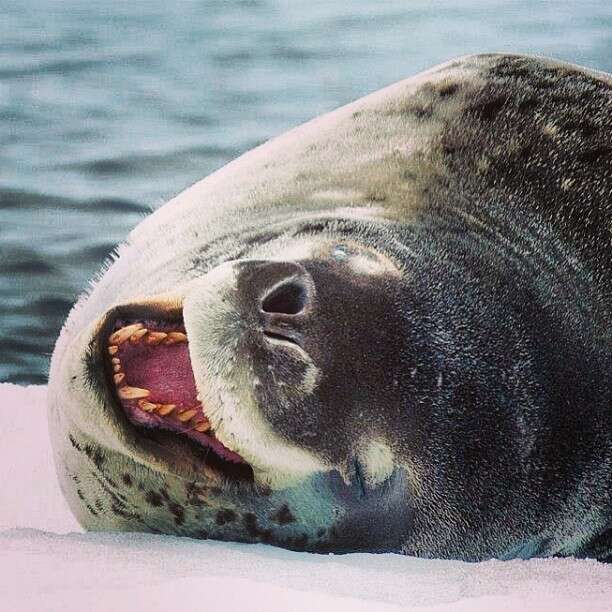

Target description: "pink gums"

left=115, top=326, right=245, bottom=464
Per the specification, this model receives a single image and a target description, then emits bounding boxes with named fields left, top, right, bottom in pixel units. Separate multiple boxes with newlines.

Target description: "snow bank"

left=1, top=383, right=611, bottom=611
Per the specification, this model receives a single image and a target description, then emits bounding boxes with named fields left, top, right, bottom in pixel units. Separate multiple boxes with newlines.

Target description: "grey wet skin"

left=48, top=54, right=612, bottom=561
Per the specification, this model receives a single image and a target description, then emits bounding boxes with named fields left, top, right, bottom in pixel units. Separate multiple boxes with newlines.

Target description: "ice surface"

left=1, top=383, right=611, bottom=611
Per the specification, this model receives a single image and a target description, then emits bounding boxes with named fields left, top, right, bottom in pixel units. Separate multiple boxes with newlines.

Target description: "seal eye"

left=332, top=244, right=349, bottom=261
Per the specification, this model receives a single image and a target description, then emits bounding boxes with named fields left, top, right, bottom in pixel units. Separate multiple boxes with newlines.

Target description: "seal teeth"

left=177, top=408, right=198, bottom=422
left=194, top=418, right=211, bottom=433
left=145, top=331, right=168, bottom=345
left=158, top=404, right=176, bottom=416
left=106, top=321, right=210, bottom=437
left=163, top=331, right=188, bottom=345
left=109, top=323, right=144, bottom=345
left=130, top=328, right=149, bottom=343
left=138, top=400, right=159, bottom=413
left=118, top=386, right=150, bottom=400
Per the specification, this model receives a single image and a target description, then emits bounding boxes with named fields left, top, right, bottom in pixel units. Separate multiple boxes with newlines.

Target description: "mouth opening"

left=103, top=314, right=254, bottom=484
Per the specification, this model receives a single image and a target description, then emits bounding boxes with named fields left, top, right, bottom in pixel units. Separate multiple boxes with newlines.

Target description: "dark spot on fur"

left=93, top=450, right=105, bottom=470
left=85, top=446, right=110, bottom=475
left=285, top=535, right=307, bottom=550
left=138, top=482, right=145, bottom=491
left=292, top=534, right=309, bottom=550
left=68, top=434, right=82, bottom=452
left=470, top=95, right=508, bottom=121
left=517, top=144, right=533, bottom=161
left=517, top=97, right=538, bottom=113
left=122, top=474, right=133, bottom=487
left=169, top=502, right=185, bottom=526
left=77, top=489, right=85, bottom=501
left=271, top=504, right=295, bottom=525
left=185, top=482, right=205, bottom=496
left=438, top=82, right=459, bottom=97
left=145, top=491, right=163, bottom=507
left=260, top=530, right=274, bottom=544
left=185, top=482, right=208, bottom=507
left=442, top=143, right=457, bottom=157
left=579, top=146, right=612, bottom=164
left=352, top=111, right=362, bottom=119
left=317, top=528, right=326, bottom=538
left=95, top=498, right=104, bottom=512
left=92, top=472, right=128, bottom=504
left=244, top=513, right=260, bottom=538
left=86, top=504, right=98, bottom=517
left=71, top=474, right=80, bottom=485
left=563, top=120, right=597, bottom=138
left=160, top=488, right=171, bottom=502
left=410, top=105, right=433, bottom=119
left=216, top=509, right=237, bottom=526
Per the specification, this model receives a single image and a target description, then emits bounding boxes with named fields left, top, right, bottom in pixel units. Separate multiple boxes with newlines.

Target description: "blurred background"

left=1, top=0, right=611, bottom=384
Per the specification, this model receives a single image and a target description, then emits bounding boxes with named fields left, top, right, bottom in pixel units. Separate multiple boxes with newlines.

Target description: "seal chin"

left=92, top=296, right=256, bottom=486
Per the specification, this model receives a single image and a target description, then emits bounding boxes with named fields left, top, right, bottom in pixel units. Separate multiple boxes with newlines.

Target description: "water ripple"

left=1, top=0, right=611, bottom=383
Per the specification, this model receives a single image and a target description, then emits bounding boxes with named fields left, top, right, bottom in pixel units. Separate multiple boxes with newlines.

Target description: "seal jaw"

left=96, top=303, right=255, bottom=485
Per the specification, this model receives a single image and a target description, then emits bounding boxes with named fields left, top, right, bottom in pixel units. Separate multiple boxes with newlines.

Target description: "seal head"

left=48, top=54, right=612, bottom=560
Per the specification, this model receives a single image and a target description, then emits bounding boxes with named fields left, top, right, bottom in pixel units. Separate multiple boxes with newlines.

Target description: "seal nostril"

left=261, top=281, right=307, bottom=315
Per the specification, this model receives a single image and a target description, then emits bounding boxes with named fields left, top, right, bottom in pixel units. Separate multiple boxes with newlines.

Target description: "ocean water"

left=1, top=0, right=611, bottom=383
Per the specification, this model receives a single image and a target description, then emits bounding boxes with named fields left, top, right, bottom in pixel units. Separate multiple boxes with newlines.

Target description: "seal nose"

left=235, top=260, right=314, bottom=342
left=261, top=276, right=308, bottom=316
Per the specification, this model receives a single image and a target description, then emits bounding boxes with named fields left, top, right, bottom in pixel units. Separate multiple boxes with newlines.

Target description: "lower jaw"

left=132, top=426, right=255, bottom=484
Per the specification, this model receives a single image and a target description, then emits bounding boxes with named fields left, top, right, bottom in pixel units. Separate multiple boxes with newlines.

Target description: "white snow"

left=1, top=383, right=611, bottom=611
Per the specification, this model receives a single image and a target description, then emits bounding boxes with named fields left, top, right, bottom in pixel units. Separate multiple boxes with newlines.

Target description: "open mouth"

left=103, top=315, right=254, bottom=483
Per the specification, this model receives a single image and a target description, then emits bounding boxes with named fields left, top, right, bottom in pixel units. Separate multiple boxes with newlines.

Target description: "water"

left=1, top=0, right=611, bottom=383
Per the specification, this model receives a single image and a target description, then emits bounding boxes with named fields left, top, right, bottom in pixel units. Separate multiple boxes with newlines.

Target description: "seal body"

left=48, top=54, right=612, bottom=561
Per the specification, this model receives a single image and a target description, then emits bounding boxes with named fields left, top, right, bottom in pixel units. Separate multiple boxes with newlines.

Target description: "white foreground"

left=1, top=383, right=611, bottom=611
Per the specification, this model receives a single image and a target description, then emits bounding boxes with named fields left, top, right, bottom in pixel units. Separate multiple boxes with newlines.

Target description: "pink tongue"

left=120, top=341, right=197, bottom=408
left=115, top=332, right=246, bottom=464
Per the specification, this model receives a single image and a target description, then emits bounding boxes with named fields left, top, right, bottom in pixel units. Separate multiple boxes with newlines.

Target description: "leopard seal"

left=48, top=54, right=612, bottom=561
